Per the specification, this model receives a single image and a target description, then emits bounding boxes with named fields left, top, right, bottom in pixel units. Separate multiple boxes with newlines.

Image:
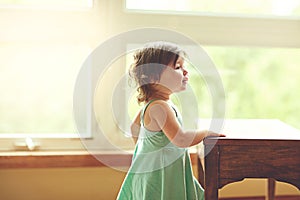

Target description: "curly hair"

left=129, top=42, right=186, bottom=104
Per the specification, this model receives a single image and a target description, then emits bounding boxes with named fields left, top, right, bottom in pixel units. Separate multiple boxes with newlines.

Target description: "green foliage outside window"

left=187, top=47, right=300, bottom=129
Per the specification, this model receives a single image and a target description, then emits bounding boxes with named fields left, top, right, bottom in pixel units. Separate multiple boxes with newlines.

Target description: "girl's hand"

left=205, top=130, right=226, bottom=138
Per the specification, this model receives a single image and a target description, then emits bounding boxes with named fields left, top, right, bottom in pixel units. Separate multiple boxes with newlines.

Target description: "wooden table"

left=198, top=119, right=300, bottom=200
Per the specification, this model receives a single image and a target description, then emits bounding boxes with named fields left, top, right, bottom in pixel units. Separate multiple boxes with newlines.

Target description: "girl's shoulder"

left=145, top=99, right=177, bottom=118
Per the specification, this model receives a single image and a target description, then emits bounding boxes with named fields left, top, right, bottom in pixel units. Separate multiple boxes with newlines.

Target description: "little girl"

left=117, top=42, right=225, bottom=200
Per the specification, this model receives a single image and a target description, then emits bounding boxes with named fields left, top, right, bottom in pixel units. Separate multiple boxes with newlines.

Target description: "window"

left=1, top=0, right=299, bottom=151
left=0, top=0, right=99, bottom=150
left=202, top=46, right=300, bottom=129
left=0, top=44, right=90, bottom=136
left=95, top=45, right=300, bottom=151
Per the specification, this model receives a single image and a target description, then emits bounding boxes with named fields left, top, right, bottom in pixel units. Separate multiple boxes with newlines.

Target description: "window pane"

left=0, top=44, right=90, bottom=134
left=202, top=46, right=300, bottom=129
left=126, top=0, right=300, bottom=17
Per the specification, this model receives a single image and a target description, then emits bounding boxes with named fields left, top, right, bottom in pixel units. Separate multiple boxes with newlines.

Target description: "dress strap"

left=140, top=99, right=178, bottom=126
left=140, top=99, right=159, bottom=125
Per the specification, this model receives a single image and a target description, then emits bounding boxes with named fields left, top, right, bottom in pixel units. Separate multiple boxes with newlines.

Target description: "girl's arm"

left=130, top=111, right=141, bottom=144
left=148, top=100, right=225, bottom=148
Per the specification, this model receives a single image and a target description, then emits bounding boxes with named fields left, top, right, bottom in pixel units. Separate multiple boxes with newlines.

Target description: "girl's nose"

left=183, top=69, right=188, bottom=76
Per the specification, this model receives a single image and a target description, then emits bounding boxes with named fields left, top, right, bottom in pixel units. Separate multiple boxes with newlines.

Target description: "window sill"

left=0, top=150, right=199, bottom=169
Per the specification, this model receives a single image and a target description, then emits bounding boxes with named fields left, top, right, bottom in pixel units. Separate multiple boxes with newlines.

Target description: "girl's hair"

left=129, top=42, right=186, bottom=104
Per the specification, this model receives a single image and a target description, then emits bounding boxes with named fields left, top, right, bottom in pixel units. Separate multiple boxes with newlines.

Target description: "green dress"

left=117, top=100, right=204, bottom=200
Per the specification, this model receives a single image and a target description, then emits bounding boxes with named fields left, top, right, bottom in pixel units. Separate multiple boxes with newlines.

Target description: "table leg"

left=197, top=157, right=205, bottom=189
left=205, top=145, right=219, bottom=200
left=266, top=178, right=276, bottom=200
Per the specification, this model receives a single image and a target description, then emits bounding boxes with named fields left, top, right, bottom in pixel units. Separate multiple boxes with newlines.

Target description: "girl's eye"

left=175, top=65, right=181, bottom=70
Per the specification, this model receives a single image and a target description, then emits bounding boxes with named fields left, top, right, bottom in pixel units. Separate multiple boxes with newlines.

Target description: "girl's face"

left=159, top=56, right=188, bottom=93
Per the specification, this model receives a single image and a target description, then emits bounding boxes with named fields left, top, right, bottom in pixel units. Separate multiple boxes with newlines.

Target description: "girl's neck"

left=149, top=85, right=172, bottom=101
left=148, top=86, right=172, bottom=101
left=149, top=94, right=170, bottom=101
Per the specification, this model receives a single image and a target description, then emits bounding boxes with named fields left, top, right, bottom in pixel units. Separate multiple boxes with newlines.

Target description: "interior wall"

left=0, top=166, right=299, bottom=200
